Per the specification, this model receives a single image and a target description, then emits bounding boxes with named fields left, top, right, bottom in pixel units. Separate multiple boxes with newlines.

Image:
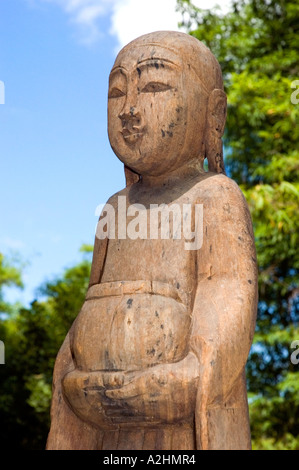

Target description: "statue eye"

left=141, top=82, right=172, bottom=93
left=108, top=88, right=126, bottom=99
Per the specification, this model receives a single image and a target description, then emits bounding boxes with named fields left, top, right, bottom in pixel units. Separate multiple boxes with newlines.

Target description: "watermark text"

left=95, top=196, right=203, bottom=250
left=290, top=340, right=299, bottom=365
left=291, top=80, right=299, bottom=105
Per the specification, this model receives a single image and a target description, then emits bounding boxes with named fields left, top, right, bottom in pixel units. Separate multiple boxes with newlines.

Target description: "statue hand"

left=62, top=368, right=127, bottom=430
left=103, top=352, right=199, bottom=425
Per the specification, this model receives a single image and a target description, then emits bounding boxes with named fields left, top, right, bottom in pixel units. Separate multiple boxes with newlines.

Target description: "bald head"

left=114, top=31, right=224, bottom=94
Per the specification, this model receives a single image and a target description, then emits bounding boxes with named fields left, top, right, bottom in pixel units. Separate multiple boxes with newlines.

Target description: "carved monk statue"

left=47, top=31, right=257, bottom=450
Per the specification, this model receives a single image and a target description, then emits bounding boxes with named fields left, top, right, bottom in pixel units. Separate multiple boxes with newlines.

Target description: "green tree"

left=0, top=246, right=92, bottom=449
left=177, top=0, right=299, bottom=449
left=0, top=252, right=23, bottom=314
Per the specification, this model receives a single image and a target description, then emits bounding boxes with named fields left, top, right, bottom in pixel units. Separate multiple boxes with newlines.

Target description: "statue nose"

left=118, top=80, right=141, bottom=126
left=119, top=108, right=142, bottom=130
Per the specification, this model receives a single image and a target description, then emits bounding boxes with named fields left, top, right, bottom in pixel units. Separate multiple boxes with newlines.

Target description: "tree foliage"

left=177, top=0, right=299, bottom=449
left=0, top=248, right=92, bottom=449
left=0, top=252, right=23, bottom=315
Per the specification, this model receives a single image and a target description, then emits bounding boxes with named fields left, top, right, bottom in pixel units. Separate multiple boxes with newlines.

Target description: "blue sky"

left=0, top=0, right=229, bottom=306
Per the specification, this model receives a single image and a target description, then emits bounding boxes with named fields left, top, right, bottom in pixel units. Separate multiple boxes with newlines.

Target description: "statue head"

left=107, top=31, right=227, bottom=184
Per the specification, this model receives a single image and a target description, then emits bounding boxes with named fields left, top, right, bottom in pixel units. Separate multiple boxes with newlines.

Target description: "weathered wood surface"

left=47, top=31, right=258, bottom=450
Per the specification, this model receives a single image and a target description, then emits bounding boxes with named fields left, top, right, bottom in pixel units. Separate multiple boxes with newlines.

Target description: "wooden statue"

left=47, top=31, right=258, bottom=450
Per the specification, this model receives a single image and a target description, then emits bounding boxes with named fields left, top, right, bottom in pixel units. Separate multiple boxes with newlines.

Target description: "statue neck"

left=140, top=158, right=205, bottom=188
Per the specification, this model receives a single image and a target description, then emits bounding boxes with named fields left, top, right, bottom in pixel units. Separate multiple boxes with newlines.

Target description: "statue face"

left=108, top=44, right=208, bottom=176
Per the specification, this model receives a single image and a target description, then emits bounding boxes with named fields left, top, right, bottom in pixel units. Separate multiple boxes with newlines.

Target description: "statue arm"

left=89, top=234, right=108, bottom=287
left=89, top=194, right=119, bottom=286
left=191, top=176, right=258, bottom=449
left=46, top=327, right=100, bottom=449
left=47, top=197, right=115, bottom=447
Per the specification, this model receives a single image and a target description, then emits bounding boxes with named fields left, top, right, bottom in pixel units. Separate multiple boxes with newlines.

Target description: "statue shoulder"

left=191, top=173, right=254, bottom=240
left=192, top=173, right=246, bottom=206
left=104, top=186, right=129, bottom=208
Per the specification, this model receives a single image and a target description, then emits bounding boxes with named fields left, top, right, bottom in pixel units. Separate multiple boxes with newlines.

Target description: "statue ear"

left=208, top=89, right=227, bottom=137
left=205, top=89, right=227, bottom=174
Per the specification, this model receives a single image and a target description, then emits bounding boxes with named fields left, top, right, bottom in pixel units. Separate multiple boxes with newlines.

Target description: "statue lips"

left=121, top=127, right=144, bottom=145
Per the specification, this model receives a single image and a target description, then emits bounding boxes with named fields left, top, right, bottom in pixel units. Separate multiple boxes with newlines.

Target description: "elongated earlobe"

left=205, top=89, right=227, bottom=174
